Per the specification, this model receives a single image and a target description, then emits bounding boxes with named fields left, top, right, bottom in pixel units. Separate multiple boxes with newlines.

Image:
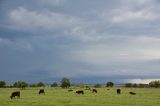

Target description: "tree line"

left=124, top=80, right=160, bottom=88
left=0, top=77, right=70, bottom=89
left=0, top=78, right=160, bottom=88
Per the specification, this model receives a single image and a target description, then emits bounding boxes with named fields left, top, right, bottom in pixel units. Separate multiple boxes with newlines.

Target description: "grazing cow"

left=92, top=89, right=97, bottom=93
left=39, top=89, right=45, bottom=95
left=76, top=90, right=84, bottom=94
left=10, top=91, right=20, bottom=99
left=68, top=89, right=73, bottom=92
left=129, top=92, right=136, bottom=95
left=117, top=89, right=121, bottom=94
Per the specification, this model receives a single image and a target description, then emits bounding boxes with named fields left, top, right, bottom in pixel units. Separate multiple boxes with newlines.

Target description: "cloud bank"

left=0, top=0, right=160, bottom=83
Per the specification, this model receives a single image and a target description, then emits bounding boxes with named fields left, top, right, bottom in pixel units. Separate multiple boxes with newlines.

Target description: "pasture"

left=0, top=88, right=160, bottom=106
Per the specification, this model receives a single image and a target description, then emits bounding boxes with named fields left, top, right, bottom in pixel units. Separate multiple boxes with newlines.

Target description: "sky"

left=0, top=0, right=160, bottom=84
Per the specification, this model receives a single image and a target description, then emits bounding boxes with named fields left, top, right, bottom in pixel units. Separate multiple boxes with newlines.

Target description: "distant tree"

left=124, top=83, right=148, bottom=88
left=85, top=85, right=91, bottom=90
left=139, top=83, right=148, bottom=88
left=94, top=84, right=102, bottom=88
left=132, top=83, right=138, bottom=88
left=149, top=80, right=160, bottom=88
left=29, top=83, right=37, bottom=87
left=51, top=82, right=58, bottom=87
left=125, top=83, right=132, bottom=88
left=13, top=81, right=28, bottom=89
left=60, top=77, right=71, bottom=88
left=37, top=82, right=45, bottom=87
left=0, top=80, right=6, bottom=88
left=106, top=82, right=114, bottom=87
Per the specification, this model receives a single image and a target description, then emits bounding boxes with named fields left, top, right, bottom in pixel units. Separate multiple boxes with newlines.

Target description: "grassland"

left=0, top=87, right=160, bottom=106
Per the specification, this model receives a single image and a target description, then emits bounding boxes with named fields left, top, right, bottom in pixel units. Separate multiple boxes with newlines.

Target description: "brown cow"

left=10, top=91, right=20, bottom=99
left=76, top=90, right=84, bottom=94
left=92, top=89, right=97, bottom=93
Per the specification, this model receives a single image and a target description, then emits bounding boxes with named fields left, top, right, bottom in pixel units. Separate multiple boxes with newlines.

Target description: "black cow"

left=39, top=89, right=45, bottom=95
left=117, top=89, right=121, bottom=94
left=92, top=89, right=97, bottom=93
left=68, top=89, right=73, bottom=91
left=129, top=92, right=136, bottom=95
left=10, top=91, right=20, bottom=99
left=76, top=90, right=84, bottom=94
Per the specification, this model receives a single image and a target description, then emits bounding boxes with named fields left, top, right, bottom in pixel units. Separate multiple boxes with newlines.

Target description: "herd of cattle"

left=10, top=88, right=136, bottom=99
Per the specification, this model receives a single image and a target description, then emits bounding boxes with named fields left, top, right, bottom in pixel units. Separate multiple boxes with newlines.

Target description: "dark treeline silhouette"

left=0, top=80, right=6, bottom=88
left=1, top=79, right=160, bottom=88
left=125, top=83, right=149, bottom=88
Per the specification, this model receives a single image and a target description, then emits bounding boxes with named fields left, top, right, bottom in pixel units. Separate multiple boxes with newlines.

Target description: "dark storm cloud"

left=0, top=0, right=160, bottom=83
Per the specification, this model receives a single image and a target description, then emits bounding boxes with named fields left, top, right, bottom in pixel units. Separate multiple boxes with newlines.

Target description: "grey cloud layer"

left=0, top=0, right=160, bottom=83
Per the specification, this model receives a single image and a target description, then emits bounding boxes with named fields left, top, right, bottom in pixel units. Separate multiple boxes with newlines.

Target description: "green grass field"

left=0, top=88, right=160, bottom=106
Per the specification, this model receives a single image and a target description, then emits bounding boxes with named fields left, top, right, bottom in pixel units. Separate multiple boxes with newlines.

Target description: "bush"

left=0, top=80, right=6, bottom=88
left=51, top=82, right=58, bottom=87
left=13, top=81, right=28, bottom=89
left=132, top=83, right=138, bottom=88
left=125, top=83, right=132, bottom=87
left=94, top=84, right=102, bottom=88
left=37, top=82, right=45, bottom=87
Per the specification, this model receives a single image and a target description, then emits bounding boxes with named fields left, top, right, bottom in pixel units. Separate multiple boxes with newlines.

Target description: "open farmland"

left=0, top=88, right=160, bottom=106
